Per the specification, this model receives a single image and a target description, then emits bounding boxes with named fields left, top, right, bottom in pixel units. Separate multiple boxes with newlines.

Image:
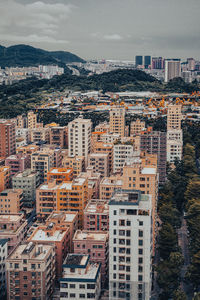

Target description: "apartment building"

left=0, top=119, right=16, bottom=159
left=6, top=242, right=55, bottom=300
left=0, top=166, right=10, bottom=192
left=78, top=169, right=101, bottom=200
left=12, top=169, right=40, bottom=208
left=5, top=153, right=30, bottom=176
left=49, top=126, right=68, bottom=148
left=46, top=211, right=78, bottom=252
left=0, top=189, right=23, bottom=214
left=113, top=141, right=134, bottom=174
left=130, top=119, right=146, bottom=136
left=0, top=239, right=8, bottom=299
left=68, top=117, right=92, bottom=158
left=30, top=127, right=50, bottom=144
left=16, top=144, right=39, bottom=155
left=100, top=175, right=123, bottom=200
left=93, top=141, right=113, bottom=174
left=109, top=190, right=152, bottom=300
left=109, top=106, right=125, bottom=137
left=60, top=254, right=101, bottom=300
left=27, top=111, right=37, bottom=129
left=88, top=152, right=109, bottom=177
left=95, top=121, right=110, bottom=133
left=84, top=199, right=109, bottom=231
left=62, top=156, right=85, bottom=177
left=31, top=151, right=54, bottom=183
left=73, top=230, right=109, bottom=285
left=28, top=222, right=70, bottom=277
left=140, top=131, right=167, bottom=184
left=0, top=214, right=27, bottom=254
left=47, top=167, right=73, bottom=184
left=167, top=104, right=182, bottom=131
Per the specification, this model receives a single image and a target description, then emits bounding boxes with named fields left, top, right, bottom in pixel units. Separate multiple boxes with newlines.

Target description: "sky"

left=0, top=0, right=199, bottom=60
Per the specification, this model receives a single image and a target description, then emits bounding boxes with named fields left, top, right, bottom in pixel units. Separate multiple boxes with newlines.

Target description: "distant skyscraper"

left=164, top=59, right=181, bottom=82
left=135, top=56, right=143, bottom=67
left=187, top=58, right=195, bottom=71
left=151, top=57, right=164, bottom=69
left=144, top=56, right=151, bottom=69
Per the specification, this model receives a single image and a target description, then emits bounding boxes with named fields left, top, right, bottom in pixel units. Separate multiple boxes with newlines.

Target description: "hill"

left=0, top=44, right=85, bottom=68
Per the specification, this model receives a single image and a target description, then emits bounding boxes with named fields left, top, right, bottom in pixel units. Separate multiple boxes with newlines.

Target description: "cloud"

left=0, top=0, right=74, bottom=44
left=103, top=34, right=123, bottom=41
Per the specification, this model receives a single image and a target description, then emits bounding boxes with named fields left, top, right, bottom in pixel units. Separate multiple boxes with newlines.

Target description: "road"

left=177, top=218, right=193, bottom=299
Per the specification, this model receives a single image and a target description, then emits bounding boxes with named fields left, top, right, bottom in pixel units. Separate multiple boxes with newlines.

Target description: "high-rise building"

left=151, top=57, right=164, bottom=69
left=164, top=59, right=181, bottom=82
left=167, top=104, right=182, bottom=131
left=62, top=156, right=85, bottom=177
left=0, top=166, right=10, bottom=192
left=135, top=56, right=143, bottom=67
left=113, top=142, right=134, bottom=174
left=84, top=199, right=109, bottom=231
left=27, top=111, right=37, bottom=129
left=167, top=105, right=183, bottom=163
left=144, top=56, right=151, bottom=69
left=109, top=106, right=125, bottom=137
left=49, top=126, right=68, bottom=148
left=31, top=151, right=54, bottom=183
left=140, top=131, right=167, bottom=184
left=100, top=175, right=123, bottom=200
left=0, top=189, right=23, bottom=214
left=0, top=239, right=8, bottom=299
left=0, top=120, right=16, bottom=159
left=88, top=152, right=109, bottom=177
left=187, top=58, right=195, bottom=71
left=130, top=119, right=146, bottom=136
left=6, top=242, right=56, bottom=300
left=109, top=190, right=152, bottom=300
left=68, top=116, right=92, bottom=158
left=5, top=153, right=30, bottom=176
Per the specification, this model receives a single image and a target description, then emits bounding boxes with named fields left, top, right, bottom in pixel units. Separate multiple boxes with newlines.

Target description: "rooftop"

left=30, top=228, right=66, bottom=242
left=85, top=199, right=109, bottom=214
left=0, top=214, right=23, bottom=223
left=73, top=230, right=108, bottom=241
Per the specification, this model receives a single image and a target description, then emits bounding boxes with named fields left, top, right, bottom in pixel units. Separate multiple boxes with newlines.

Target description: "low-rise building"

left=60, top=254, right=101, bottom=300
left=84, top=199, right=109, bottom=231
left=0, top=189, right=23, bottom=214
left=6, top=242, right=56, bottom=300
left=12, top=169, right=40, bottom=208
left=0, top=214, right=27, bottom=254
left=73, top=230, right=109, bottom=285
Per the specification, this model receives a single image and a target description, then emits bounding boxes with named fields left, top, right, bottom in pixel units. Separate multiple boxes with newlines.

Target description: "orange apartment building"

left=109, top=106, right=125, bottom=137
left=0, top=166, right=10, bottom=192
left=100, top=175, right=123, bottom=200
left=130, top=119, right=146, bottom=136
left=47, top=167, right=73, bottom=184
left=16, top=144, right=39, bottom=156
left=36, top=177, right=88, bottom=228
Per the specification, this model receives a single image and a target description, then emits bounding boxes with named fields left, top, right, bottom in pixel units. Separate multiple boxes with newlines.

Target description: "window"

left=139, top=221, right=143, bottom=226
left=139, top=240, right=143, bottom=246
left=139, top=230, right=143, bottom=237
left=79, top=284, right=85, bottom=289
left=138, top=257, right=143, bottom=264
left=70, top=284, right=76, bottom=289
left=138, top=275, right=143, bottom=282
left=80, top=295, right=85, bottom=299
left=70, top=294, right=76, bottom=298
left=127, top=220, right=131, bottom=226
left=114, top=210, right=117, bottom=215
left=139, top=249, right=143, bottom=255
left=126, top=230, right=131, bottom=237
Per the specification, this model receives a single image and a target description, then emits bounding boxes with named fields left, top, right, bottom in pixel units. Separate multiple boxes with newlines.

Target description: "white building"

left=0, top=239, right=8, bottom=299
left=109, top=190, right=152, bottom=300
left=60, top=254, right=101, bottom=300
left=164, top=59, right=181, bottom=82
left=113, top=142, right=134, bottom=173
left=68, top=117, right=92, bottom=158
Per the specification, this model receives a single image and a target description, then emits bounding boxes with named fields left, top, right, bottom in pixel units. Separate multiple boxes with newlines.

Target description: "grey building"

left=0, top=239, right=8, bottom=300
left=12, top=169, right=40, bottom=208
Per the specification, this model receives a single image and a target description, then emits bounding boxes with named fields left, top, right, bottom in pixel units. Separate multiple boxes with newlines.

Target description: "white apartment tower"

left=68, top=116, right=92, bottom=158
left=164, top=59, right=181, bottom=82
left=109, top=190, right=152, bottom=300
left=167, top=105, right=183, bottom=163
left=113, top=142, right=134, bottom=174
left=110, top=106, right=125, bottom=137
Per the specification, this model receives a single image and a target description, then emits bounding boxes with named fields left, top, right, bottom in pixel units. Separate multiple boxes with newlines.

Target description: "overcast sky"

left=0, top=0, right=199, bottom=60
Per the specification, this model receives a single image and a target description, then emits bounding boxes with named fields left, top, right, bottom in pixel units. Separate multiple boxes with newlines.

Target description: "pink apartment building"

left=5, top=153, right=30, bottom=176
left=84, top=199, right=109, bottom=231
left=73, top=230, right=109, bottom=286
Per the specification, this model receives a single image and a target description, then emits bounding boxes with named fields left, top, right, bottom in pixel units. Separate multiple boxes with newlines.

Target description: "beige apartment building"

left=6, top=242, right=56, bottom=300
left=62, top=156, right=85, bottom=177
left=93, top=141, right=113, bottom=174
left=167, top=104, right=182, bottom=130
left=27, top=111, right=37, bottom=129
left=0, top=189, right=23, bottom=214
left=130, top=119, right=146, bottom=136
left=49, top=126, right=68, bottom=148
left=0, top=119, right=16, bottom=159
left=109, top=106, right=125, bottom=137
left=30, top=127, right=50, bottom=144
left=31, top=151, right=54, bottom=183
left=68, top=117, right=92, bottom=158
left=88, top=152, right=109, bottom=177
left=100, top=175, right=123, bottom=200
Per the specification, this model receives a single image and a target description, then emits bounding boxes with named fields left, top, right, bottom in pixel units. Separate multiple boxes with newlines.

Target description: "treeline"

left=157, top=121, right=200, bottom=299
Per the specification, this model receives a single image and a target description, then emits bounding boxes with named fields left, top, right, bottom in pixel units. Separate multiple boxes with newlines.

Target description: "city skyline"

left=0, top=0, right=200, bottom=60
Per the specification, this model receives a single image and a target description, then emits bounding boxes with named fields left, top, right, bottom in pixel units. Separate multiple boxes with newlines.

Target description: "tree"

left=185, top=180, right=200, bottom=205
left=158, top=223, right=178, bottom=260
left=172, top=289, right=187, bottom=300
left=159, top=203, right=181, bottom=228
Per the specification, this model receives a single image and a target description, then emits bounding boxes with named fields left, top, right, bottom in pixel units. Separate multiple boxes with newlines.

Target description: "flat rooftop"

left=74, top=230, right=108, bottom=241
left=8, top=243, right=51, bottom=260
left=50, top=168, right=72, bottom=174
left=31, top=228, right=66, bottom=242
left=101, top=177, right=122, bottom=186
left=0, top=214, right=22, bottom=223
left=85, top=200, right=109, bottom=214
